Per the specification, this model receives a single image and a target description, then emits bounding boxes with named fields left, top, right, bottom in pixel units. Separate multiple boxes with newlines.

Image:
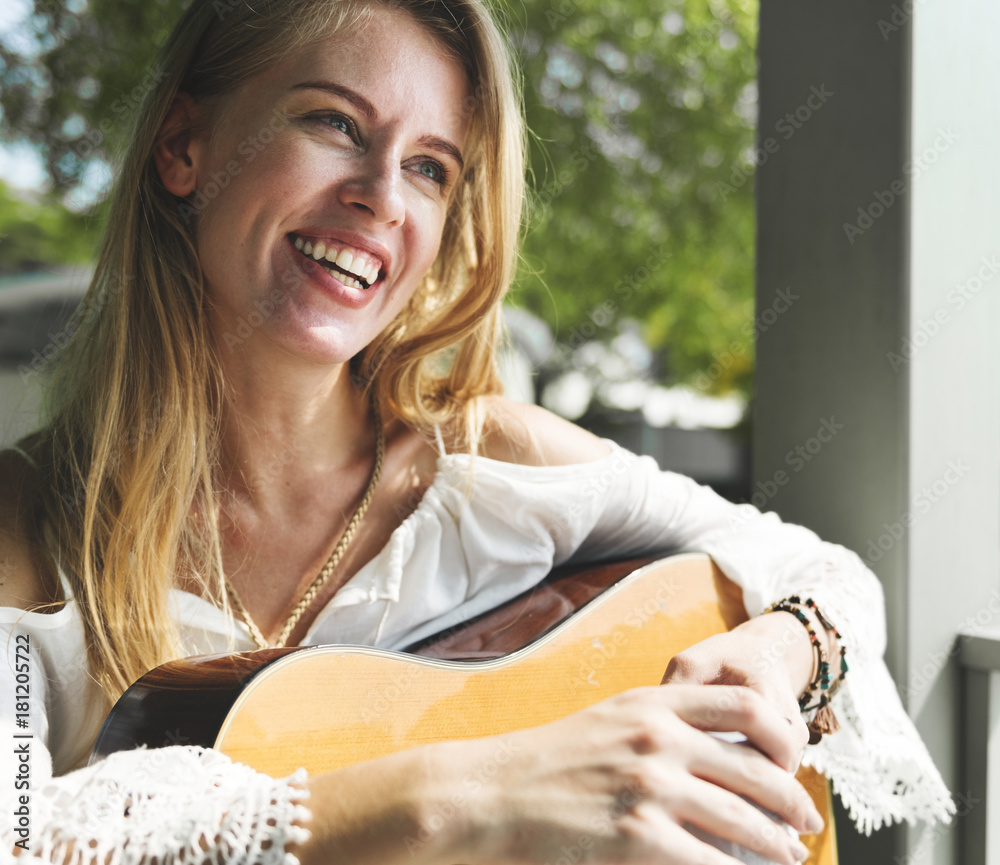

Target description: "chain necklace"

left=224, top=397, right=385, bottom=650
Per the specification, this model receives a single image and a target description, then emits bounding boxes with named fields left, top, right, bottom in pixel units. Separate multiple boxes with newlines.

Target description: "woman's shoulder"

left=0, top=449, right=62, bottom=612
left=472, top=396, right=612, bottom=467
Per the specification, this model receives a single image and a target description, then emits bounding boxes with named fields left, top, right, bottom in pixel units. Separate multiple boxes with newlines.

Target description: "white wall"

left=755, top=2, right=1000, bottom=863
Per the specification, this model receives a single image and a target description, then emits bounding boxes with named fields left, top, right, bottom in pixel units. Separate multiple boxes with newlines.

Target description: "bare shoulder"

left=475, top=396, right=612, bottom=466
left=0, top=450, right=62, bottom=612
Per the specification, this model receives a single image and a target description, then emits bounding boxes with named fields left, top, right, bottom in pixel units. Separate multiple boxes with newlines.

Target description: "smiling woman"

left=161, top=9, right=474, bottom=368
left=0, top=1, right=952, bottom=864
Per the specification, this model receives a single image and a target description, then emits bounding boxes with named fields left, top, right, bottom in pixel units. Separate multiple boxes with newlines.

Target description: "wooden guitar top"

left=92, top=553, right=836, bottom=864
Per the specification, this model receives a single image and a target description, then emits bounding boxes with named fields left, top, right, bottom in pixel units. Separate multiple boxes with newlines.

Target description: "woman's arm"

left=3, top=436, right=821, bottom=865
left=470, top=398, right=823, bottom=726
left=1, top=675, right=817, bottom=865
left=294, top=685, right=820, bottom=865
left=477, top=399, right=953, bottom=833
left=3, top=443, right=816, bottom=865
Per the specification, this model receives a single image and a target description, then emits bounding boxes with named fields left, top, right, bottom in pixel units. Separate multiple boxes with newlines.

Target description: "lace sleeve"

left=573, top=448, right=956, bottom=835
left=1, top=622, right=311, bottom=864
left=1, top=739, right=312, bottom=865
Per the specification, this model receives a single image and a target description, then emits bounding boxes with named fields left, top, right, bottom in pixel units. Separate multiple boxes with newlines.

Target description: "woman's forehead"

left=249, top=8, right=473, bottom=137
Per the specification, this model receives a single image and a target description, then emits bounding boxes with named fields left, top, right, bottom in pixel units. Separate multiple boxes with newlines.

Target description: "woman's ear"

left=153, top=93, right=205, bottom=197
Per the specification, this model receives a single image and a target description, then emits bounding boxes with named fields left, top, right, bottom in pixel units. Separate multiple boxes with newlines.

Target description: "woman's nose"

left=338, top=153, right=405, bottom=226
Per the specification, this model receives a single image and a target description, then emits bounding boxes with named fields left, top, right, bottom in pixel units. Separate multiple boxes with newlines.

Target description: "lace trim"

left=703, top=507, right=956, bottom=834
left=802, top=657, right=956, bottom=835
left=790, top=554, right=957, bottom=835
left=1, top=746, right=311, bottom=865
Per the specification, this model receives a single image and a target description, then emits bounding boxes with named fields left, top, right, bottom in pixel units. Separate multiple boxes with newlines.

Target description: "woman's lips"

left=287, top=236, right=381, bottom=308
left=288, top=232, right=384, bottom=289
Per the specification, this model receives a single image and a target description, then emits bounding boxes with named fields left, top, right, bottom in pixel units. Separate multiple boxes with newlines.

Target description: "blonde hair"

left=25, top=0, right=525, bottom=708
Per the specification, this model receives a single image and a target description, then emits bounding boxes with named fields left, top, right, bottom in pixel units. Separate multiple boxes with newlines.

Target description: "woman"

left=1, top=0, right=951, bottom=863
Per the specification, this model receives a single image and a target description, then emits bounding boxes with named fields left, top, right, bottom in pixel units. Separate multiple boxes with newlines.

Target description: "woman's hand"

left=437, top=684, right=823, bottom=865
left=662, top=612, right=820, bottom=762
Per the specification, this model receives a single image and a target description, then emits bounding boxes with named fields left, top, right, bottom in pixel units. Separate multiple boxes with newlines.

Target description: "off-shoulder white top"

left=0, top=441, right=953, bottom=864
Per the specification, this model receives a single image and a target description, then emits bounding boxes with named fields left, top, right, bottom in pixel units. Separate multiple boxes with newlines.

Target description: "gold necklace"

left=224, top=397, right=385, bottom=650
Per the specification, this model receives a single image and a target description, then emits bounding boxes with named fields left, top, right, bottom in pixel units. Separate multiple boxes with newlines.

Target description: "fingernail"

left=792, top=838, right=810, bottom=862
left=806, top=810, right=825, bottom=834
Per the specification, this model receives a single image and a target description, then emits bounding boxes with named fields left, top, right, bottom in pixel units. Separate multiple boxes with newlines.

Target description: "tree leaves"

left=513, top=0, right=757, bottom=394
left=0, top=0, right=758, bottom=393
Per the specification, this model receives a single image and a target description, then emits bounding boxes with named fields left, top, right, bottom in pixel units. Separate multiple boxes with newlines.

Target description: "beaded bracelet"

left=764, top=595, right=848, bottom=743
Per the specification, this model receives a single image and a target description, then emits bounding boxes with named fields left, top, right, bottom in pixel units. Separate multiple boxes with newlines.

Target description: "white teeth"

left=293, top=235, right=380, bottom=285
left=319, top=264, right=361, bottom=289
left=335, top=249, right=354, bottom=271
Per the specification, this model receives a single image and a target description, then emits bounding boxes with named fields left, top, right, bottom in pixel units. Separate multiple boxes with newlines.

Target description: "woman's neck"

left=216, top=348, right=374, bottom=510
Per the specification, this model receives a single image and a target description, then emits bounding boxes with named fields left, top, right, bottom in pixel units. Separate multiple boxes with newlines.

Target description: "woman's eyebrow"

left=420, top=136, right=465, bottom=171
left=291, top=81, right=378, bottom=120
left=291, top=80, right=465, bottom=170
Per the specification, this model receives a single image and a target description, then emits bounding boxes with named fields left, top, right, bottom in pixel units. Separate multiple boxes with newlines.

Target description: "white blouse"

left=0, top=442, right=953, bottom=864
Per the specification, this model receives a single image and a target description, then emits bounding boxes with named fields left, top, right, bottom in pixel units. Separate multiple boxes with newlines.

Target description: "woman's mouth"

left=288, top=232, right=384, bottom=290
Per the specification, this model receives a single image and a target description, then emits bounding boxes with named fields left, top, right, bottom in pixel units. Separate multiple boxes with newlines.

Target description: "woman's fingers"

left=659, top=774, right=811, bottom=865
left=687, top=737, right=824, bottom=838
left=459, top=685, right=824, bottom=865
left=623, top=806, right=778, bottom=865
left=653, top=684, right=809, bottom=773
left=614, top=686, right=823, bottom=835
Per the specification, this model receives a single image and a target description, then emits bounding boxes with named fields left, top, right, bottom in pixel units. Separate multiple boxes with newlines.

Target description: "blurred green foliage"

left=0, top=0, right=758, bottom=393
left=0, top=179, right=101, bottom=273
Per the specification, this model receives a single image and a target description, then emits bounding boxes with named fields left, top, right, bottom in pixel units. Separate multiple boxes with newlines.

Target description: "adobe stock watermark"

left=877, top=0, right=932, bottom=41
left=753, top=615, right=815, bottom=681
left=542, top=0, right=586, bottom=29
left=842, top=127, right=960, bottom=244
left=17, top=275, right=129, bottom=384
left=727, top=416, right=844, bottom=527
left=716, top=85, right=834, bottom=202
left=220, top=256, right=319, bottom=350
left=529, top=127, right=623, bottom=220
left=553, top=246, right=669, bottom=355
left=63, top=65, right=168, bottom=166
left=553, top=447, right=642, bottom=533
left=864, top=459, right=969, bottom=564
left=523, top=783, right=646, bottom=865
left=692, top=286, right=799, bottom=393
left=891, top=791, right=977, bottom=865
left=886, top=254, right=1000, bottom=372
left=898, top=587, right=1000, bottom=704
left=402, top=737, right=522, bottom=856
left=178, top=109, right=291, bottom=225
left=221, top=285, right=289, bottom=351
left=576, top=578, right=681, bottom=688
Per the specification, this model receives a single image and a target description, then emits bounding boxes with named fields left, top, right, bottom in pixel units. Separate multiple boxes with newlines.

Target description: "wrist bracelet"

left=764, top=595, right=848, bottom=743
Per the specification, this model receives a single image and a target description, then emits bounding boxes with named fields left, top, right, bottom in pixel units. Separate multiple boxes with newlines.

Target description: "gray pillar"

left=755, top=2, right=1000, bottom=863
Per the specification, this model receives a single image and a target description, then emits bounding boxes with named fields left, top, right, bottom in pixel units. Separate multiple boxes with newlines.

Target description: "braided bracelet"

left=764, top=596, right=848, bottom=743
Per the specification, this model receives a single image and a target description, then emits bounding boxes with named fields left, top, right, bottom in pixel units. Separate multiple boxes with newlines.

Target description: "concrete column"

left=755, top=2, right=1000, bottom=863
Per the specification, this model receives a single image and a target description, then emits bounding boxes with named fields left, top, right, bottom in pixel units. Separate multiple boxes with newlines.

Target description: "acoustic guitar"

left=92, top=553, right=837, bottom=865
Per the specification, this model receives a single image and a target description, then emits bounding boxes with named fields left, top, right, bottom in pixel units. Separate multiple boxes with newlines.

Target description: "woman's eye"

left=314, top=112, right=355, bottom=138
left=416, top=160, right=448, bottom=185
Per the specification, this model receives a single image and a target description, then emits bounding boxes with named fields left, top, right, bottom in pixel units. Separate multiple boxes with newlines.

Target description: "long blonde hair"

left=25, top=0, right=525, bottom=707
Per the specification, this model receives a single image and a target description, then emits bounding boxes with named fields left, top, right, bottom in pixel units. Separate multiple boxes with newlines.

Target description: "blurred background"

left=0, top=0, right=758, bottom=500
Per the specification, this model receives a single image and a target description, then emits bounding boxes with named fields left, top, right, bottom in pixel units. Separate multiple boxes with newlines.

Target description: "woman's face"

left=185, top=7, right=471, bottom=365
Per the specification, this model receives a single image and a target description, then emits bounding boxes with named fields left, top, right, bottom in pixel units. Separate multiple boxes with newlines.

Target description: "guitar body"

left=93, top=553, right=836, bottom=864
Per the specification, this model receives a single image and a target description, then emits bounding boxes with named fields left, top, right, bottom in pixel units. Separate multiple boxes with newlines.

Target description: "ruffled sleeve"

left=572, top=445, right=956, bottom=835
left=0, top=619, right=312, bottom=864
